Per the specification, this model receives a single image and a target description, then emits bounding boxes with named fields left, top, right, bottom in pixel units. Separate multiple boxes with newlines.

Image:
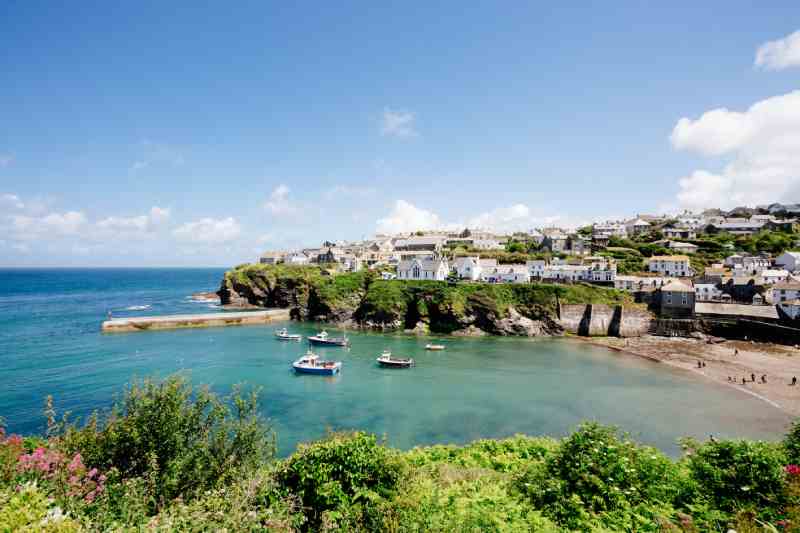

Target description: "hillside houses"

left=397, top=257, right=449, bottom=281
left=647, top=256, right=693, bottom=277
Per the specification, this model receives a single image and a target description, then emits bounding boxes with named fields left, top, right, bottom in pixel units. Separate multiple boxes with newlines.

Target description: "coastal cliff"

left=218, top=264, right=652, bottom=337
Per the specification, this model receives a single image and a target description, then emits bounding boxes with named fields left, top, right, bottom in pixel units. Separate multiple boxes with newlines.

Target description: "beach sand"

left=583, top=335, right=800, bottom=417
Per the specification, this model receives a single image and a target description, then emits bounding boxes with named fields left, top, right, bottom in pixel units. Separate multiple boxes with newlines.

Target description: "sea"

left=0, top=268, right=791, bottom=457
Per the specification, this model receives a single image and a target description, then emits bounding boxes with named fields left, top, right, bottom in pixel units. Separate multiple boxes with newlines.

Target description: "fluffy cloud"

left=755, top=30, right=800, bottom=71
left=376, top=200, right=442, bottom=234
left=380, top=108, right=417, bottom=138
left=375, top=200, right=579, bottom=235
left=96, top=207, right=170, bottom=233
left=11, top=211, right=88, bottom=238
left=264, top=184, right=298, bottom=216
left=670, top=90, right=800, bottom=210
left=1, top=193, right=24, bottom=209
left=172, top=217, right=241, bottom=243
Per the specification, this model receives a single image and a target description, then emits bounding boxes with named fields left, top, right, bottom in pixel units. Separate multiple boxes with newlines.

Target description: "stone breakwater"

left=101, top=309, right=290, bottom=333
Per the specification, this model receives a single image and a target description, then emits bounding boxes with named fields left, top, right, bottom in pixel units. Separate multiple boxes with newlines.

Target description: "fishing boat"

left=425, top=343, right=445, bottom=351
left=376, top=350, right=414, bottom=368
left=292, top=350, right=342, bottom=375
left=275, top=327, right=302, bottom=341
left=308, top=330, right=350, bottom=347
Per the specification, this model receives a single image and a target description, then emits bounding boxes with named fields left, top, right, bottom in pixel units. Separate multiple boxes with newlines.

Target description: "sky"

left=1, top=2, right=800, bottom=266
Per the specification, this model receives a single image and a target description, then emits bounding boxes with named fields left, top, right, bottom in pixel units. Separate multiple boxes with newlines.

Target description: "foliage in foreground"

left=3, top=377, right=800, bottom=531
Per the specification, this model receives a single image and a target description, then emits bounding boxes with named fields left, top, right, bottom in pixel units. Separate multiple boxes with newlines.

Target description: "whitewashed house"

left=772, top=281, right=800, bottom=303
left=472, top=239, right=504, bottom=250
left=285, top=252, right=310, bottom=265
left=663, top=226, right=697, bottom=240
left=544, top=264, right=591, bottom=282
left=759, top=269, right=790, bottom=285
left=482, top=264, right=530, bottom=283
left=527, top=259, right=547, bottom=279
left=614, top=275, right=667, bottom=291
left=625, top=218, right=651, bottom=236
left=776, top=252, right=800, bottom=273
left=453, top=256, right=483, bottom=280
left=647, top=255, right=692, bottom=277
left=397, top=257, right=449, bottom=281
left=694, top=283, right=723, bottom=302
left=667, top=241, right=698, bottom=254
left=592, top=223, right=627, bottom=238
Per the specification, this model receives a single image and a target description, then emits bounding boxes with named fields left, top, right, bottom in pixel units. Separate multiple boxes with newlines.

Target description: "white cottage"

left=397, top=257, right=450, bottom=281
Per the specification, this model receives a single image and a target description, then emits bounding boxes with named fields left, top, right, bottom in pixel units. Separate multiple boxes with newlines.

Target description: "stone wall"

left=558, top=304, right=653, bottom=337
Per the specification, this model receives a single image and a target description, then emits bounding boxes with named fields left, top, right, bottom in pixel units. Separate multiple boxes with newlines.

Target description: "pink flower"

left=68, top=453, right=84, bottom=473
left=785, top=464, right=800, bottom=476
left=87, top=468, right=98, bottom=479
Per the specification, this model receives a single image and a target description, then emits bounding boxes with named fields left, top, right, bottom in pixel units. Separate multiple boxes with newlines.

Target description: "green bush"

left=683, top=437, right=790, bottom=520
left=60, top=376, right=275, bottom=510
left=274, top=432, right=406, bottom=530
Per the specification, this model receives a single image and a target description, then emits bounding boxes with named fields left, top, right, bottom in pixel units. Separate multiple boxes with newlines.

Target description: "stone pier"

left=102, top=309, right=290, bottom=333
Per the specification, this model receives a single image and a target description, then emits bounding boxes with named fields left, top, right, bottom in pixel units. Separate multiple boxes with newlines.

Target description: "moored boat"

left=292, top=350, right=342, bottom=375
left=308, top=330, right=350, bottom=347
left=425, top=343, right=445, bottom=351
left=376, top=350, right=414, bottom=368
left=275, top=327, right=302, bottom=341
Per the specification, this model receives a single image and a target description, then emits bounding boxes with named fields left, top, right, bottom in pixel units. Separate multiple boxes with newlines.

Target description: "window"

left=413, top=266, right=420, bottom=278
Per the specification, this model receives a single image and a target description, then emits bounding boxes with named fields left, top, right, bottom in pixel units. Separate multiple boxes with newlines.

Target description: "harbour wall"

left=558, top=304, right=653, bottom=337
left=102, top=309, right=290, bottom=333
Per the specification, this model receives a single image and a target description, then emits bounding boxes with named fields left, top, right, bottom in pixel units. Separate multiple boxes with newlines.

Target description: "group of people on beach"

left=700, top=346, right=800, bottom=387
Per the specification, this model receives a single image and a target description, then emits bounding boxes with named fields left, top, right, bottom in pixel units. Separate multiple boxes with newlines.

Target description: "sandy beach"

left=583, top=335, right=800, bottom=417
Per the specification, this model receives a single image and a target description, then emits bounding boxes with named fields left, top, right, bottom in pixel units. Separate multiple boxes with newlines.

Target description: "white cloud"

left=381, top=108, right=418, bottom=138
left=264, top=184, right=298, bottom=216
left=96, top=207, right=171, bottom=234
left=670, top=90, right=800, bottom=210
left=172, top=217, right=241, bottom=243
left=1, top=193, right=24, bottom=209
left=0, top=154, right=13, bottom=167
left=376, top=200, right=442, bottom=234
left=11, top=211, right=88, bottom=238
left=755, top=30, right=800, bottom=71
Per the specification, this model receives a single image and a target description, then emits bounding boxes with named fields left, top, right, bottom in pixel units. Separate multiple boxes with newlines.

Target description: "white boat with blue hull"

left=292, top=350, right=342, bottom=376
left=307, top=330, right=350, bottom=347
left=275, top=327, right=302, bottom=341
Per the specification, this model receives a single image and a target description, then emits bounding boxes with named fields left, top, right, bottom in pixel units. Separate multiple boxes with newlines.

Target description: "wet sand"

left=581, top=335, right=800, bottom=417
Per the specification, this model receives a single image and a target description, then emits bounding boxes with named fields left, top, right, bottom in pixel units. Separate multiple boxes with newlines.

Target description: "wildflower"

left=785, top=464, right=800, bottom=476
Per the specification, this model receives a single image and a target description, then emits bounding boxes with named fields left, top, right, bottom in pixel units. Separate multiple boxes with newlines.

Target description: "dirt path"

left=582, top=335, right=800, bottom=417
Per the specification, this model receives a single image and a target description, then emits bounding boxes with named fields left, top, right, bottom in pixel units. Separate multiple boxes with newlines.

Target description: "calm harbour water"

left=0, top=268, right=792, bottom=456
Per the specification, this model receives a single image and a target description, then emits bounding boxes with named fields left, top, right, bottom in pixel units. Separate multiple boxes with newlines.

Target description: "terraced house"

left=647, top=255, right=693, bottom=277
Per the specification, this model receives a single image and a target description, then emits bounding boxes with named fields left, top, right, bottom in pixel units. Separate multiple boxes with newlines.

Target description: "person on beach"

left=742, top=377, right=747, bottom=385
left=728, top=376, right=732, bottom=382
left=751, top=373, right=756, bottom=382
left=792, top=377, right=798, bottom=386
left=734, top=348, right=739, bottom=357
left=107, top=311, right=112, bottom=320
left=697, top=360, right=702, bottom=369
left=702, top=361, right=706, bottom=368
left=761, top=375, right=767, bottom=384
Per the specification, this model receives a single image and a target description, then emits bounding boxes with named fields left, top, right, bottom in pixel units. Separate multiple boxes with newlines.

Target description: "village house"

left=776, top=251, right=800, bottom=273
left=259, top=251, right=287, bottom=265
left=662, top=226, right=697, bottom=240
left=705, top=221, right=765, bottom=236
left=543, top=264, right=591, bottom=282
left=724, top=254, right=771, bottom=274
left=694, top=282, right=724, bottom=302
left=472, top=239, right=505, bottom=250
left=541, top=231, right=569, bottom=253
left=394, top=236, right=446, bottom=253
left=592, top=222, right=627, bottom=239
left=397, top=257, right=450, bottom=281
left=285, top=252, right=309, bottom=265
left=759, top=269, right=790, bottom=286
left=614, top=275, right=667, bottom=292
left=771, top=281, right=800, bottom=304
left=625, top=218, right=651, bottom=237
left=526, top=259, right=546, bottom=279
left=566, top=234, right=591, bottom=256
left=647, top=255, right=693, bottom=277
left=482, top=264, right=530, bottom=283
left=658, top=279, right=695, bottom=319
left=666, top=241, right=698, bottom=254
left=452, top=256, right=496, bottom=281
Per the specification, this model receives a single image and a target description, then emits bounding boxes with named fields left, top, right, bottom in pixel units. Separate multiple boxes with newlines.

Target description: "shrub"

left=683, top=438, right=790, bottom=521
left=515, top=423, right=683, bottom=530
left=0, top=482, right=83, bottom=532
left=59, top=376, right=275, bottom=510
left=274, top=432, right=406, bottom=530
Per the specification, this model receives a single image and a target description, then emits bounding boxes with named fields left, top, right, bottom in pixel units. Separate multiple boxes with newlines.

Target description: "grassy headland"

left=218, top=264, right=634, bottom=335
left=2, top=375, right=800, bottom=532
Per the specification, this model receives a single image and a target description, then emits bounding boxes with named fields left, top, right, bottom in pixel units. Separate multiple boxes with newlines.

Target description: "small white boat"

left=425, top=343, right=445, bottom=351
left=275, top=328, right=302, bottom=341
left=308, top=330, right=350, bottom=347
left=376, top=349, right=414, bottom=368
left=292, top=350, right=342, bottom=375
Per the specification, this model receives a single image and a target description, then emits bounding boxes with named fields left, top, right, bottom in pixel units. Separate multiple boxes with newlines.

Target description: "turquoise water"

left=0, top=268, right=792, bottom=457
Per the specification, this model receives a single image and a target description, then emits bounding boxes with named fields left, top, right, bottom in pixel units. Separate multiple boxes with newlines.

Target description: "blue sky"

left=1, top=2, right=799, bottom=266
